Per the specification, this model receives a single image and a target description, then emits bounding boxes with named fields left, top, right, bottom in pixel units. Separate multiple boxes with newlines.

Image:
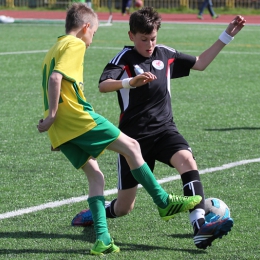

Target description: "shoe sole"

left=161, top=197, right=202, bottom=221
left=90, top=247, right=120, bottom=255
left=195, top=218, right=233, bottom=249
left=72, top=220, right=93, bottom=227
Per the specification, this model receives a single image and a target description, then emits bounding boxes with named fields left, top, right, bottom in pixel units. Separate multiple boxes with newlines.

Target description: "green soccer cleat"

left=158, top=194, right=202, bottom=221
left=90, top=239, right=120, bottom=255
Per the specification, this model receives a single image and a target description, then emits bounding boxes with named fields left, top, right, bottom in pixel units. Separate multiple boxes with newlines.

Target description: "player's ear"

left=83, top=23, right=90, bottom=33
left=128, top=31, right=134, bottom=42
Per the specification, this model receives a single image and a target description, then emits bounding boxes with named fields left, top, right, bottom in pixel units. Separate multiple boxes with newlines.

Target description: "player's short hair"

left=129, top=6, right=161, bottom=35
left=65, top=3, right=98, bottom=34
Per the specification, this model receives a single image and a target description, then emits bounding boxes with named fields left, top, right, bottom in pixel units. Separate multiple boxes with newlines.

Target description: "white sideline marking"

left=0, top=50, right=48, bottom=55
left=1, top=158, right=260, bottom=220
left=0, top=48, right=260, bottom=56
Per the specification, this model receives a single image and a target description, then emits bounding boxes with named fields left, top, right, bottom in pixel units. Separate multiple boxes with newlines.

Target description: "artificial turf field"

left=0, top=19, right=259, bottom=259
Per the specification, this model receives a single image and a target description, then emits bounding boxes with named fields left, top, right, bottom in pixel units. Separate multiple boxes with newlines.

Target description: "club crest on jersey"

left=152, top=60, right=164, bottom=70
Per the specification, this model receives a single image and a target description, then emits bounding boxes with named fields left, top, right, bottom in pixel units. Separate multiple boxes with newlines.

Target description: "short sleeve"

left=99, top=63, right=124, bottom=83
left=54, top=40, right=85, bottom=82
left=171, top=52, right=196, bottom=78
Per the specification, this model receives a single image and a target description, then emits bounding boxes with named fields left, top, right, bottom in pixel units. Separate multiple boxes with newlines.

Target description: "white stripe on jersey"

left=156, top=44, right=177, bottom=53
left=119, top=71, right=132, bottom=111
left=110, top=47, right=131, bottom=65
left=167, top=64, right=171, bottom=97
left=110, top=45, right=176, bottom=65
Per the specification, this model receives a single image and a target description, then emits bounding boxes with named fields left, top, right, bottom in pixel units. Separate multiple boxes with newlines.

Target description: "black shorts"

left=117, top=128, right=192, bottom=190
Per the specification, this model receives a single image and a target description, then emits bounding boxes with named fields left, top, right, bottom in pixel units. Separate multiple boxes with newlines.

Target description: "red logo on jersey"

left=152, top=60, right=164, bottom=70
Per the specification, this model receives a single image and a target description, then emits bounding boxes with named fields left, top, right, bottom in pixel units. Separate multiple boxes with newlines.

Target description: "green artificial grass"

left=0, top=21, right=259, bottom=259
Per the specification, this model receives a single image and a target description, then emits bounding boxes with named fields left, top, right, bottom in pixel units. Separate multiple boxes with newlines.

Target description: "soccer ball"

left=205, top=197, right=230, bottom=223
left=135, top=0, right=143, bottom=8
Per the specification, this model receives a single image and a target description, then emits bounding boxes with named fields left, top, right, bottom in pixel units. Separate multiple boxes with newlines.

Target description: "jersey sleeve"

left=99, top=63, right=124, bottom=83
left=171, top=51, right=196, bottom=78
left=99, top=47, right=134, bottom=84
left=54, top=40, right=85, bottom=82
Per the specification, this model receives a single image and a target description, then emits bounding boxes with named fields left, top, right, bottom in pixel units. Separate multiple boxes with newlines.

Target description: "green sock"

left=131, top=163, right=168, bottom=208
left=87, top=196, right=111, bottom=245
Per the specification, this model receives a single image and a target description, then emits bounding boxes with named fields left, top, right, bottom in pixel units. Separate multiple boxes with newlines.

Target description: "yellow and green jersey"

left=41, top=35, right=97, bottom=148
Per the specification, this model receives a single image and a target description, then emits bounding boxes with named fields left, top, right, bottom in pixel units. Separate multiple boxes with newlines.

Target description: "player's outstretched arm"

left=192, top=15, right=246, bottom=71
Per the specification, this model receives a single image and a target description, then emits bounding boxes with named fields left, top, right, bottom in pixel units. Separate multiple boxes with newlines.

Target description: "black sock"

left=181, top=170, right=205, bottom=233
left=181, top=170, right=205, bottom=211
left=105, top=199, right=117, bottom=218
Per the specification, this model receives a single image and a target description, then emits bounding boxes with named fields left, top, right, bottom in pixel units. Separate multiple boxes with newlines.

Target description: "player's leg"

left=105, top=152, right=143, bottom=218
left=59, top=138, right=119, bottom=255
left=72, top=158, right=138, bottom=225
left=170, top=149, right=206, bottom=229
left=105, top=187, right=137, bottom=217
left=171, top=150, right=233, bottom=249
left=72, top=188, right=137, bottom=225
left=154, top=129, right=233, bottom=249
left=107, top=132, right=169, bottom=208
left=107, top=132, right=144, bottom=169
left=83, top=158, right=104, bottom=197
left=82, top=159, right=120, bottom=255
left=156, top=130, right=208, bottom=233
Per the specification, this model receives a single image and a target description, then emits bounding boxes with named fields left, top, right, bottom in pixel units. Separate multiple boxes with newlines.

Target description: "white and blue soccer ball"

left=205, top=197, right=230, bottom=223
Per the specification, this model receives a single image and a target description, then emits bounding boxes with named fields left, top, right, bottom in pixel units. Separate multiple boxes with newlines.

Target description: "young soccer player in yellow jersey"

left=37, top=3, right=201, bottom=255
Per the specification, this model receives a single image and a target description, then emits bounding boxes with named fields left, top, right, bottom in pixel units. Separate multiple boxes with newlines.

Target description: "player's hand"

left=37, top=117, right=54, bottom=133
left=225, top=15, right=246, bottom=37
left=130, top=72, right=157, bottom=87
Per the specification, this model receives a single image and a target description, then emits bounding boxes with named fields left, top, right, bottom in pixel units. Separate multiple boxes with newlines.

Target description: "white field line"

left=0, top=48, right=260, bottom=56
left=0, top=158, right=260, bottom=220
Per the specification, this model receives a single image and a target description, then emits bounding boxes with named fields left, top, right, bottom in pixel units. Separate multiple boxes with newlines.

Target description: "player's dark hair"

left=65, top=3, right=98, bottom=34
left=129, top=6, right=161, bottom=35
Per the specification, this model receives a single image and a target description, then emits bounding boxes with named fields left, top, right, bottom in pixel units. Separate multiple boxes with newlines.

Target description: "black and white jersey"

left=99, top=45, right=196, bottom=138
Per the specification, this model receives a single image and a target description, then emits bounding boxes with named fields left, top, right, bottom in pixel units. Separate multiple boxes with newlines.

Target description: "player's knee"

left=171, top=150, right=197, bottom=170
left=116, top=205, right=134, bottom=216
left=127, top=138, right=141, bottom=155
left=184, top=154, right=196, bottom=165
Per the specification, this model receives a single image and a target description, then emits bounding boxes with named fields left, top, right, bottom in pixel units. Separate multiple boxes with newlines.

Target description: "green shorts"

left=59, top=113, right=120, bottom=169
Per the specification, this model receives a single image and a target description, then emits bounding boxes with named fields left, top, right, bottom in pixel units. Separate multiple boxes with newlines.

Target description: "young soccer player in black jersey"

left=72, top=7, right=246, bottom=249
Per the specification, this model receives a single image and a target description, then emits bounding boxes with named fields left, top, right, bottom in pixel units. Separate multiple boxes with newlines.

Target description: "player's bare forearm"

left=99, top=73, right=157, bottom=93
left=193, top=40, right=225, bottom=71
left=99, top=79, right=123, bottom=92
left=192, top=15, right=246, bottom=71
left=47, top=72, right=62, bottom=119
left=37, top=72, right=62, bottom=133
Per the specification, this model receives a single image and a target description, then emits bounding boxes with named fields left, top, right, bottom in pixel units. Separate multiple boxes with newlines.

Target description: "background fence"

left=1, top=0, right=260, bottom=10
